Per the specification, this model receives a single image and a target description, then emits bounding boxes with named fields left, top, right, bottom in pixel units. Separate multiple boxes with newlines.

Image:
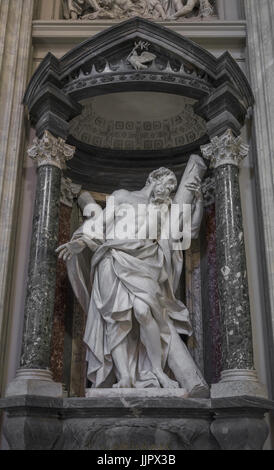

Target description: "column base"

left=5, top=369, right=63, bottom=398
left=210, top=370, right=267, bottom=398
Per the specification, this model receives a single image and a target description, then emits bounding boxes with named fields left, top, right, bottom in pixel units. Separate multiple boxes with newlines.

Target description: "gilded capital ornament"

left=201, top=129, right=249, bottom=169
left=28, top=131, right=75, bottom=170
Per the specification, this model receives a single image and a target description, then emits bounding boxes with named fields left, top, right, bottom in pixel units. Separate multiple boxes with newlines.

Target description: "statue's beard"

left=150, top=193, right=172, bottom=206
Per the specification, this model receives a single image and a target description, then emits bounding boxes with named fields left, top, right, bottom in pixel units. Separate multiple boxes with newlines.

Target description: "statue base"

left=0, top=392, right=273, bottom=450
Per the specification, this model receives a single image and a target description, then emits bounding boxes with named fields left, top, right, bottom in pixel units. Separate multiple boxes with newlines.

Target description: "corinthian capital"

left=201, top=129, right=249, bottom=169
left=28, top=131, right=75, bottom=170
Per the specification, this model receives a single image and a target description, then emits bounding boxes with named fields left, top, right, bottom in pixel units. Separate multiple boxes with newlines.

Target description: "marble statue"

left=143, top=0, right=167, bottom=20
left=62, top=0, right=100, bottom=19
left=62, top=0, right=214, bottom=20
left=57, top=155, right=209, bottom=395
left=169, top=0, right=213, bottom=20
left=79, top=0, right=144, bottom=20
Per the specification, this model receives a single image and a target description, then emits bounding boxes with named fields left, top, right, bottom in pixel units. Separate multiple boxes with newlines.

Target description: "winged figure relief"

left=127, top=41, right=156, bottom=71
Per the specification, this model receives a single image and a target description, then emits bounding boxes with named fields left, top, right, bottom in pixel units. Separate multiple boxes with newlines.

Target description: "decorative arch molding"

left=24, top=17, right=254, bottom=191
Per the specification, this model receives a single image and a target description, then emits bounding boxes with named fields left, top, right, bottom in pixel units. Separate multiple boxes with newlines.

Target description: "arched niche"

left=23, top=17, right=253, bottom=396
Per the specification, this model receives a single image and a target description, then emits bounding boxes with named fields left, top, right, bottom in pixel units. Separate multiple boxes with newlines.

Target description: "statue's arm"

left=62, top=0, right=70, bottom=19
left=173, top=179, right=203, bottom=239
left=171, top=0, right=198, bottom=18
left=56, top=192, right=105, bottom=260
left=87, top=0, right=100, bottom=11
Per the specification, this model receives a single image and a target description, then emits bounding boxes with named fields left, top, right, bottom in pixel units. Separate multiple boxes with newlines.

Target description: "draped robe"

left=66, top=156, right=208, bottom=391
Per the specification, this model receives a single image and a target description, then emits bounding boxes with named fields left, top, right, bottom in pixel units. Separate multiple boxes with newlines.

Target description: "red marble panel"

left=204, top=204, right=222, bottom=383
left=50, top=203, right=72, bottom=384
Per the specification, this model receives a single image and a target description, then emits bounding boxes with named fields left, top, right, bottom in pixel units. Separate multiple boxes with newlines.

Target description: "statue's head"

left=146, top=167, right=177, bottom=204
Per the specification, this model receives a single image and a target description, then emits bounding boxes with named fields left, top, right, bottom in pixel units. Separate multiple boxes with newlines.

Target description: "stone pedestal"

left=0, top=393, right=272, bottom=450
left=6, top=131, right=75, bottom=398
left=201, top=129, right=266, bottom=398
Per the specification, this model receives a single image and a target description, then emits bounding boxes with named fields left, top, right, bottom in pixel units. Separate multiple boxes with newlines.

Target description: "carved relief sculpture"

left=169, top=0, right=214, bottom=20
left=62, top=0, right=100, bottom=19
left=62, top=0, right=214, bottom=20
left=57, top=155, right=210, bottom=395
left=127, top=41, right=156, bottom=70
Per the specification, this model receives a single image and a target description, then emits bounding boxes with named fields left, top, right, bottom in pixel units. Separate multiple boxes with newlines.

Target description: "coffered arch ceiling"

left=24, top=17, right=254, bottom=192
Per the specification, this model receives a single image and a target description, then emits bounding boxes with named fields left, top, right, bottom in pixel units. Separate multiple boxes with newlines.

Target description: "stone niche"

left=2, top=16, right=273, bottom=451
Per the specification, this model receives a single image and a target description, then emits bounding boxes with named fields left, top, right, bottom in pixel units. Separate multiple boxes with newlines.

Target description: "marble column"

left=6, top=131, right=75, bottom=398
left=201, top=129, right=266, bottom=397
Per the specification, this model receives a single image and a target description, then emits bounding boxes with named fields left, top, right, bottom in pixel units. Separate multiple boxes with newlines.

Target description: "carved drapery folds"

left=62, top=0, right=215, bottom=21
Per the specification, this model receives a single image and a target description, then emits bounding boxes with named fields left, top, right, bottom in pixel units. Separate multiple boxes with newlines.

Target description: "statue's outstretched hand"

left=55, top=240, right=86, bottom=261
left=185, top=176, right=203, bottom=202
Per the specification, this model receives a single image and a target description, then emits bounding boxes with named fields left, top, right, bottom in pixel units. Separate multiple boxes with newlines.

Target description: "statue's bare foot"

left=153, top=369, right=179, bottom=389
left=113, top=376, right=132, bottom=388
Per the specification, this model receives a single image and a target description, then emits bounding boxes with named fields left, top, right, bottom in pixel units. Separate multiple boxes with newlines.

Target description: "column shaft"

left=201, top=129, right=266, bottom=397
left=5, top=131, right=75, bottom=397
left=20, top=165, right=62, bottom=369
left=215, top=164, right=253, bottom=370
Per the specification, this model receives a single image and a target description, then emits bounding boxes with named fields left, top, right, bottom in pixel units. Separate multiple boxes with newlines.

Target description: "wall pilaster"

left=244, top=0, right=274, bottom=398
left=0, top=0, right=34, bottom=397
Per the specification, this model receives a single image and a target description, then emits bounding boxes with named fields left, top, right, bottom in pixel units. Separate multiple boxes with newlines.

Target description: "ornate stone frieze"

left=60, top=177, right=82, bottom=207
left=63, top=47, right=213, bottom=97
left=62, top=0, right=215, bottom=21
left=28, top=131, right=75, bottom=170
left=201, top=129, right=249, bottom=169
left=64, top=68, right=211, bottom=98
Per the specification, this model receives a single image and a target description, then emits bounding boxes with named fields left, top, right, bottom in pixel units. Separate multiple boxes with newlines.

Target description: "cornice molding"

left=32, top=20, right=247, bottom=43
